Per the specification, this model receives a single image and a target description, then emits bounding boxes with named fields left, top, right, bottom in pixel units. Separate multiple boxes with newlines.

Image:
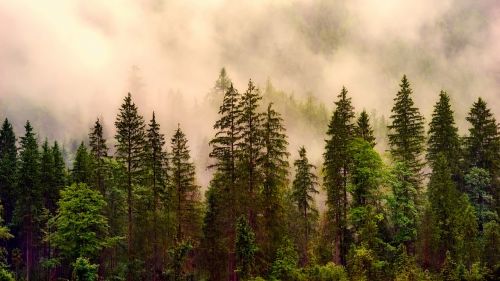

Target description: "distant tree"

left=427, top=91, right=461, bottom=181
left=171, top=125, right=201, bottom=243
left=292, top=146, right=318, bottom=265
left=235, top=216, right=257, bottom=280
left=40, top=140, right=57, bottom=213
left=89, top=118, right=108, bottom=194
left=323, top=86, right=355, bottom=265
left=72, top=142, right=92, bottom=185
left=15, top=121, right=42, bottom=281
left=355, top=110, right=376, bottom=147
left=387, top=75, right=425, bottom=186
left=0, top=119, right=17, bottom=224
left=114, top=92, right=146, bottom=276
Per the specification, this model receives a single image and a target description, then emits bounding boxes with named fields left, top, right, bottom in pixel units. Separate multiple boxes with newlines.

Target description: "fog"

left=0, top=0, right=499, bottom=187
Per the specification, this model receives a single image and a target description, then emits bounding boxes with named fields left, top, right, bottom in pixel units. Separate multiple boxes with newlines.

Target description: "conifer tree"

left=171, top=125, right=201, bottom=243
left=72, top=142, right=92, bottom=185
left=355, top=110, right=376, bottom=147
left=465, top=97, right=500, bottom=213
left=52, top=141, right=67, bottom=194
left=0, top=119, right=17, bottom=224
left=89, top=118, right=108, bottom=194
left=40, top=140, right=57, bottom=213
left=323, top=86, right=355, bottom=265
left=292, top=146, right=318, bottom=265
left=235, top=216, right=257, bottom=280
left=464, top=168, right=495, bottom=230
left=261, top=103, right=289, bottom=262
left=427, top=91, right=461, bottom=181
left=237, top=79, right=264, bottom=227
left=114, top=92, right=146, bottom=278
left=15, top=121, right=42, bottom=281
left=387, top=75, right=425, bottom=186
left=144, top=112, right=168, bottom=280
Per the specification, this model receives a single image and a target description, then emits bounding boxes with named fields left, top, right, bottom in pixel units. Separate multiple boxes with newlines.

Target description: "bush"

left=304, top=263, right=348, bottom=281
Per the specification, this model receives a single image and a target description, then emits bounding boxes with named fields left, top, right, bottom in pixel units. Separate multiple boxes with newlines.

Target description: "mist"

left=1, top=0, right=499, bottom=187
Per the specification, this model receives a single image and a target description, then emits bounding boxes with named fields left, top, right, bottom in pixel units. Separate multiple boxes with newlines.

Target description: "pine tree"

left=89, top=118, right=108, bottom=194
left=114, top=92, right=146, bottom=279
left=237, top=79, right=264, bottom=227
left=261, top=103, right=289, bottom=263
left=52, top=141, right=67, bottom=199
left=355, top=110, right=376, bottom=147
left=292, top=146, right=318, bottom=265
left=387, top=75, right=425, bottom=186
left=144, top=112, right=168, bottom=280
left=40, top=140, right=57, bottom=213
left=465, top=97, right=500, bottom=214
left=206, top=83, right=242, bottom=280
left=0, top=119, right=17, bottom=225
left=171, top=125, right=201, bottom=243
left=72, top=142, right=92, bottom=185
left=427, top=91, right=461, bottom=182
left=323, top=86, right=355, bottom=265
left=15, top=121, right=42, bottom=281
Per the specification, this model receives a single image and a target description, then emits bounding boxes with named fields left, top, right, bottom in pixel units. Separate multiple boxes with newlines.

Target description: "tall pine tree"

left=323, top=86, right=355, bottom=265
left=0, top=119, right=17, bottom=225
left=114, top=92, right=146, bottom=279
left=89, top=118, right=108, bottom=194
left=72, top=142, right=92, bottom=185
left=355, top=110, right=376, bottom=147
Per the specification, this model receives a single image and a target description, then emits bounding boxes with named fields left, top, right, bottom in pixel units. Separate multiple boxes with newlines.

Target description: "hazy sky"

left=0, top=0, right=499, bottom=186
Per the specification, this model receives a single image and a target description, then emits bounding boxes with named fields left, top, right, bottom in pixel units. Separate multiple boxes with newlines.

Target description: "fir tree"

left=15, top=121, right=42, bottom=281
left=323, top=86, right=355, bottom=265
left=72, top=142, right=92, bottom=185
left=237, top=79, right=264, bottom=227
left=261, top=103, right=289, bottom=263
left=114, top=92, right=146, bottom=278
left=171, top=125, right=200, bottom=242
left=355, top=110, right=376, bottom=147
left=292, top=146, right=318, bottom=265
left=387, top=75, right=425, bottom=186
left=0, top=119, right=17, bottom=224
left=89, top=118, right=108, bottom=194
left=427, top=91, right=461, bottom=181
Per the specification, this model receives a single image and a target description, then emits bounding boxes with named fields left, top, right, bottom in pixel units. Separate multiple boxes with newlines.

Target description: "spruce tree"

left=387, top=75, right=425, bottom=186
left=292, top=146, right=318, bottom=265
left=427, top=91, right=461, bottom=182
left=145, top=112, right=168, bottom=280
left=355, top=110, right=376, bottom=147
left=0, top=119, right=17, bottom=224
left=171, top=125, right=200, bottom=243
left=323, top=86, right=355, bottom=265
left=237, top=79, right=264, bottom=227
left=72, top=142, right=92, bottom=185
left=89, top=118, right=108, bottom=194
left=15, top=121, right=42, bottom=281
left=261, top=103, right=289, bottom=263
left=114, top=92, right=146, bottom=278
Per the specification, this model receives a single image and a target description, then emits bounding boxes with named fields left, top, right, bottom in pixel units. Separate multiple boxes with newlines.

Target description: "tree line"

left=0, top=69, right=498, bottom=281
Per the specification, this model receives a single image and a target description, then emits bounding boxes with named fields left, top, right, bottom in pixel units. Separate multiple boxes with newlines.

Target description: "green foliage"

left=0, top=118, right=17, bottom=225
left=304, top=263, right=348, bottom=281
left=72, top=142, right=93, bottom=185
left=465, top=168, right=496, bottom=228
left=236, top=216, right=258, bottom=279
left=166, top=241, right=193, bottom=281
left=88, top=117, right=108, bottom=194
left=72, top=257, right=98, bottom=281
left=481, top=221, right=499, bottom=270
left=51, top=183, right=114, bottom=261
left=387, top=75, right=425, bottom=186
left=355, top=110, right=376, bottom=147
left=0, top=268, right=15, bottom=281
left=269, top=237, right=299, bottom=281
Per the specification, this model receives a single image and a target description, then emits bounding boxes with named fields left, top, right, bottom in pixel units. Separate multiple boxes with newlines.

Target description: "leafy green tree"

left=323, top=86, right=355, bottom=265
left=72, top=142, right=92, bottom=185
left=292, top=146, right=318, bottom=265
left=114, top=92, right=146, bottom=275
left=427, top=91, right=461, bottom=181
left=237, top=79, right=264, bottom=227
left=261, top=103, right=289, bottom=264
left=236, top=216, right=258, bottom=280
left=387, top=75, right=425, bottom=186
left=0, top=119, right=17, bottom=225
left=72, top=257, right=98, bottom=281
left=355, top=110, right=376, bottom=147
left=89, top=118, right=108, bottom=194
left=50, top=183, right=113, bottom=262
left=15, top=121, right=42, bottom=281
left=481, top=221, right=499, bottom=272
left=269, top=237, right=299, bottom=281
left=171, top=125, right=201, bottom=242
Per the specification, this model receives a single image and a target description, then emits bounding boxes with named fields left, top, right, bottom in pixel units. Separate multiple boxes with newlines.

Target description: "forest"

left=0, top=68, right=498, bottom=281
